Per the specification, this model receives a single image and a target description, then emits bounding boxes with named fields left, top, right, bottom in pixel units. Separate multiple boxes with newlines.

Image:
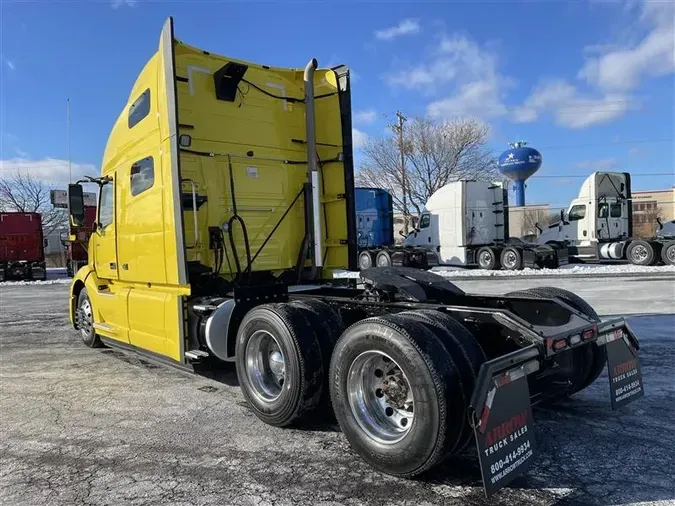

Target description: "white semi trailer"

left=372, top=180, right=568, bottom=270
left=535, top=171, right=675, bottom=266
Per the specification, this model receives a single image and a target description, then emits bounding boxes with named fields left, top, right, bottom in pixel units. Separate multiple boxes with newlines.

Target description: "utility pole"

left=394, top=110, right=408, bottom=234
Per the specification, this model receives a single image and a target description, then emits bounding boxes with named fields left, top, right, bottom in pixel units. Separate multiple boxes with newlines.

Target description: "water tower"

left=498, top=141, right=542, bottom=206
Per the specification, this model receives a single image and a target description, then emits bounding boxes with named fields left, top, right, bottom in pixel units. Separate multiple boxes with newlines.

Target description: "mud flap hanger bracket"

left=468, top=345, right=540, bottom=431
left=595, top=317, right=640, bottom=354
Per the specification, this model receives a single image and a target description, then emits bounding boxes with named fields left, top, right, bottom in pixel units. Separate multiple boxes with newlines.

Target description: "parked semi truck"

left=66, top=18, right=644, bottom=496
left=356, top=182, right=568, bottom=271
left=355, top=187, right=436, bottom=270
left=60, top=206, right=97, bottom=277
left=51, top=189, right=98, bottom=277
left=536, top=171, right=675, bottom=266
left=0, top=212, right=47, bottom=281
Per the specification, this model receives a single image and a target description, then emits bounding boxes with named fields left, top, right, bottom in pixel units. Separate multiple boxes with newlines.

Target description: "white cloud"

left=514, top=80, right=636, bottom=129
left=578, top=1, right=674, bottom=92
left=375, top=19, right=420, bottom=41
left=387, top=34, right=513, bottom=119
left=354, top=109, right=378, bottom=124
left=352, top=128, right=369, bottom=149
left=111, top=0, right=137, bottom=9
left=0, top=158, right=98, bottom=188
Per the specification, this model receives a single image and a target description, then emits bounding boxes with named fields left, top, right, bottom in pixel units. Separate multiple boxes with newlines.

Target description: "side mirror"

left=59, top=231, right=69, bottom=243
left=620, top=182, right=625, bottom=192
left=68, top=184, right=86, bottom=227
left=91, top=222, right=98, bottom=233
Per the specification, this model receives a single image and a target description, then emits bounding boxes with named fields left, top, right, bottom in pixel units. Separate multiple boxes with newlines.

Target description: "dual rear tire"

left=236, top=302, right=485, bottom=476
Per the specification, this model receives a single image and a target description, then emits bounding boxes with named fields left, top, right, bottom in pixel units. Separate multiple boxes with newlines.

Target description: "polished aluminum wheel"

left=78, top=298, right=93, bottom=340
left=631, top=244, right=649, bottom=263
left=245, top=330, right=286, bottom=402
left=347, top=350, right=414, bottom=444
left=502, top=250, right=518, bottom=269
left=478, top=250, right=492, bottom=268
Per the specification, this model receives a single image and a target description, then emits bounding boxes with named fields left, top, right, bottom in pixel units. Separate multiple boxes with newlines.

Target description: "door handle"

left=110, top=262, right=116, bottom=269
left=122, top=263, right=128, bottom=270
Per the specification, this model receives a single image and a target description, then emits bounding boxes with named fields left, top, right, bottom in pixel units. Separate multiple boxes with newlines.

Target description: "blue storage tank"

left=355, top=187, right=394, bottom=249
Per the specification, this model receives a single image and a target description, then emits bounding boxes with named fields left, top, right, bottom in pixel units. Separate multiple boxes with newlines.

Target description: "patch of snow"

left=0, top=278, right=71, bottom=286
left=333, top=264, right=675, bottom=280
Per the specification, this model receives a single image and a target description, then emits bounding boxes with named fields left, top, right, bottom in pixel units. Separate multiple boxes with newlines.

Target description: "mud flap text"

left=604, top=329, right=644, bottom=409
left=474, top=371, right=536, bottom=497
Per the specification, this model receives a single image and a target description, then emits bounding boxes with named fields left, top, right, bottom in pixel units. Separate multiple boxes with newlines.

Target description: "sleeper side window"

left=128, top=89, right=151, bottom=129
left=130, top=157, right=155, bottom=196
left=99, top=182, right=114, bottom=229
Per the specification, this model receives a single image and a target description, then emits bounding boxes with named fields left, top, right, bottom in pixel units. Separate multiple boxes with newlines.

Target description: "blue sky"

left=1, top=0, right=673, bottom=211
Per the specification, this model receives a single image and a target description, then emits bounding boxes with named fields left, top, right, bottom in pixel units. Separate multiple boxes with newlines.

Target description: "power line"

left=529, top=173, right=673, bottom=179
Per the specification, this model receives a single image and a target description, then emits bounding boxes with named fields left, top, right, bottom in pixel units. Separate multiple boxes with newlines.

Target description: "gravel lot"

left=1, top=275, right=674, bottom=506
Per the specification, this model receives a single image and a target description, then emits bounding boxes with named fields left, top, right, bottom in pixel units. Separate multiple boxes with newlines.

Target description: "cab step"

left=185, top=349, right=210, bottom=361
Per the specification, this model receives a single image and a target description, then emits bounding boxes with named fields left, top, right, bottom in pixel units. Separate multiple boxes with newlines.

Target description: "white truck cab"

left=537, top=172, right=631, bottom=260
left=401, top=180, right=566, bottom=270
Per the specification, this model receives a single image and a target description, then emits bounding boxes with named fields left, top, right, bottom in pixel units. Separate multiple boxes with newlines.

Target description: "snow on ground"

left=1, top=267, right=71, bottom=286
left=333, top=263, right=675, bottom=280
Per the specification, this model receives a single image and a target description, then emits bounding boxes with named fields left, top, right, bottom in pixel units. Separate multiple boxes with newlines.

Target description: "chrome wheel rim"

left=79, top=298, right=93, bottom=339
left=632, top=245, right=648, bottom=262
left=479, top=250, right=492, bottom=267
left=667, top=246, right=675, bottom=264
left=503, top=250, right=517, bottom=269
left=245, top=330, right=286, bottom=402
left=347, top=351, right=414, bottom=444
left=377, top=254, right=390, bottom=267
left=360, top=253, right=372, bottom=269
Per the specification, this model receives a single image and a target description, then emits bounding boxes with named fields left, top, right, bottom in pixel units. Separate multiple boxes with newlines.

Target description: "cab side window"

left=128, top=89, right=151, bottom=129
left=419, top=213, right=430, bottom=229
left=130, top=157, right=154, bottom=196
left=99, top=182, right=114, bottom=229
left=568, top=205, right=586, bottom=221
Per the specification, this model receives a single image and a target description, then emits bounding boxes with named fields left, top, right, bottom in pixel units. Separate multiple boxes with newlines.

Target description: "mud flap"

left=470, top=345, right=540, bottom=497
left=597, top=320, right=644, bottom=409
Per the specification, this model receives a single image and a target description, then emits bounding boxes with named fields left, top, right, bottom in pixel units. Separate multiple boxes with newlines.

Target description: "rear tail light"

left=582, top=327, right=596, bottom=341
left=552, top=339, right=567, bottom=351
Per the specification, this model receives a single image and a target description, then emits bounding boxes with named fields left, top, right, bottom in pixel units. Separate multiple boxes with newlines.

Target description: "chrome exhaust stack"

left=303, top=58, right=323, bottom=269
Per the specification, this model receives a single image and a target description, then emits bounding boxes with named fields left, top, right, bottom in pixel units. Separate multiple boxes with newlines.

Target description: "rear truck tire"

left=397, top=310, right=486, bottom=452
left=375, top=249, right=392, bottom=268
left=661, top=241, right=675, bottom=265
left=476, top=246, right=500, bottom=270
left=626, top=239, right=656, bottom=266
left=500, top=247, right=523, bottom=271
left=358, top=250, right=375, bottom=271
left=288, top=299, right=345, bottom=415
left=77, top=288, right=102, bottom=348
left=506, top=287, right=605, bottom=394
left=329, top=313, right=466, bottom=477
left=235, top=303, right=324, bottom=427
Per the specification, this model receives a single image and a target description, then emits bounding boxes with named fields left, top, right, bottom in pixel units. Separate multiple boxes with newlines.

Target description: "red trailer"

left=0, top=212, right=47, bottom=281
left=63, top=206, right=96, bottom=277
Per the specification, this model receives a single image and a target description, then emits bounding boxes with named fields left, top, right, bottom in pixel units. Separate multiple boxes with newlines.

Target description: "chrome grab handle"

left=182, top=178, right=199, bottom=249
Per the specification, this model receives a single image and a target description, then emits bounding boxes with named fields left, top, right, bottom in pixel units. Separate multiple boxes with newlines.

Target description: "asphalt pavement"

left=1, top=277, right=674, bottom=506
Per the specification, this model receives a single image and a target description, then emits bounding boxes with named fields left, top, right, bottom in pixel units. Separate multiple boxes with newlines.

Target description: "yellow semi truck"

left=66, top=17, right=644, bottom=496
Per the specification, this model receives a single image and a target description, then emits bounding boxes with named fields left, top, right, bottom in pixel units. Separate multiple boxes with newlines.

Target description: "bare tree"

left=356, top=116, right=499, bottom=225
left=0, top=172, right=68, bottom=234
